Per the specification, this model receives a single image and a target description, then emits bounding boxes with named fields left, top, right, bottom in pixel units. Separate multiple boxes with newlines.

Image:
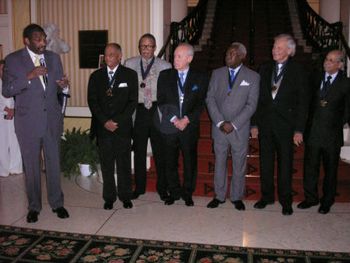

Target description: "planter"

left=79, top=163, right=93, bottom=177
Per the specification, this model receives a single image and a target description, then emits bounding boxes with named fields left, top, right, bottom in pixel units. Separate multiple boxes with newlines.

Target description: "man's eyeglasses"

left=139, top=45, right=155, bottom=50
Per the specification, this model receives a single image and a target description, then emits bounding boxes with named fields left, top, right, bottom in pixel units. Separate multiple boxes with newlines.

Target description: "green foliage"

left=60, top=128, right=99, bottom=178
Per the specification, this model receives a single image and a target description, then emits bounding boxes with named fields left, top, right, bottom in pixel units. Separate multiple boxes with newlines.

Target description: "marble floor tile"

left=1, top=173, right=349, bottom=253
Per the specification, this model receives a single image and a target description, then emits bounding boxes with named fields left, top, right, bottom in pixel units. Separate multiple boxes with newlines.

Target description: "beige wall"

left=36, top=0, right=150, bottom=107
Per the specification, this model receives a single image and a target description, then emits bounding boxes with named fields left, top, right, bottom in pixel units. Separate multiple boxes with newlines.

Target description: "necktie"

left=277, top=64, right=283, bottom=76
left=34, top=55, right=45, bottom=89
left=321, top=75, right=332, bottom=97
left=179, top=72, right=185, bottom=86
left=108, top=71, right=114, bottom=81
left=230, top=69, right=235, bottom=82
left=228, top=69, right=236, bottom=93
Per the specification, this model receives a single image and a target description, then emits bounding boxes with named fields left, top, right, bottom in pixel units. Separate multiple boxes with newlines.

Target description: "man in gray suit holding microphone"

left=206, top=42, right=259, bottom=210
left=2, top=24, right=70, bottom=223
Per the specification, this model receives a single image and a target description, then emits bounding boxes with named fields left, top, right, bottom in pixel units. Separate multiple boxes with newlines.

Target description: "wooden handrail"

left=296, top=0, right=350, bottom=60
left=157, top=0, right=209, bottom=63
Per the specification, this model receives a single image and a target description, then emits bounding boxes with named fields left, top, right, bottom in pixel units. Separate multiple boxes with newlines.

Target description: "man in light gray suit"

left=206, top=42, right=260, bottom=210
left=2, top=24, right=70, bottom=223
left=124, top=34, right=171, bottom=201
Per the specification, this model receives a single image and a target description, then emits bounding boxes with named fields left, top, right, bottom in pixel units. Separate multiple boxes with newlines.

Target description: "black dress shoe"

left=207, top=198, right=225, bottom=208
left=282, top=206, right=293, bottom=215
left=164, top=196, right=175, bottom=205
left=104, top=201, right=113, bottom=210
left=26, top=210, right=39, bottom=223
left=254, top=200, right=274, bottom=209
left=159, top=193, right=170, bottom=201
left=297, top=200, right=319, bottom=209
left=184, top=197, right=194, bottom=207
left=232, top=200, right=245, bottom=211
left=318, top=205, right=330, bottom=214
left=123, top=200, right=133, bottom=209
left=52, top=207, right=69, bottom=218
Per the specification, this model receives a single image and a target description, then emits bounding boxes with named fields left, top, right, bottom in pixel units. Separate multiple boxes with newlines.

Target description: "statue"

left=43, top=23, right=70, bottom=54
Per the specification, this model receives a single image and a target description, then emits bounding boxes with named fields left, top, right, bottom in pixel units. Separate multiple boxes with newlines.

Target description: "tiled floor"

left=1, top=173, right=350, bottom=253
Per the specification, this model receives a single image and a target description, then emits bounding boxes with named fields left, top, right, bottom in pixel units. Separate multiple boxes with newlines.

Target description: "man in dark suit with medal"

left=298, top=50, right=350, bottom=214
left=157, top=43, right=209, bottom=206
left=124, top=34, right=171, bottom=201
left=251, top=34, right=308, bottom=215
left=88, top=43, right=138, bottom=210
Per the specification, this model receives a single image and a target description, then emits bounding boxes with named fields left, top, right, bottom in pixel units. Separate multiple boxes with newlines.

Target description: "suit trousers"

left=133, top=104, right=167, bottom=196
left=17, top=133, right=64, bottom=212
left=303, top=142, right=340, bottom=207
left=163, top=128, right=198, bottom=199
left=213, top=133, right=248, bottom=202
left=98, top=135, right=132, bottom=203
left=258, top=128, right=294, bottom=206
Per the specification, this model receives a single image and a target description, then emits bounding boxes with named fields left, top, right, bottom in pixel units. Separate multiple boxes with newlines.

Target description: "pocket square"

left=118, top=83, right=128, bottom=88
left=191, top=85, right=199, bottom=91
left=240, top=80, right=250, bottom=86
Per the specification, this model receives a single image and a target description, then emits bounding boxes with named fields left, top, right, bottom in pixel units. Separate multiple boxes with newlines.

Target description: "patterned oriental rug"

left=1, top=225, right=350, bottom=263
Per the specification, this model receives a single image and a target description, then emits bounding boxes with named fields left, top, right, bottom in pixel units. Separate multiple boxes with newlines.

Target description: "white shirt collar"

left=228, top=64, right=242, bottom=75
left=26, top=47, right=44, bottom=63
left=107, top=65, right=119, bottom=75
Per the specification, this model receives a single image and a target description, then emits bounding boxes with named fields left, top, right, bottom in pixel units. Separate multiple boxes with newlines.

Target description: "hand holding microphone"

left=39, top=58, right=48, bottom=85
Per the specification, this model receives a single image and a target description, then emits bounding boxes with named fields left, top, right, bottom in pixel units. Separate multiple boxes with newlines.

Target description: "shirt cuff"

left=216, top=121, right=224, bottom=128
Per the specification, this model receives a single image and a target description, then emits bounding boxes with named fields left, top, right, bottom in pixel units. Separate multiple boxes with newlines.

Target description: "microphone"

left=39, top=58, right=48, bottom=86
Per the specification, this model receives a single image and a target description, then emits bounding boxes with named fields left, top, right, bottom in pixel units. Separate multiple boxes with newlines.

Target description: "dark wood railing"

left=296, top=0, right=350, bottom=60
left=157, top=0, right=208, bottom=63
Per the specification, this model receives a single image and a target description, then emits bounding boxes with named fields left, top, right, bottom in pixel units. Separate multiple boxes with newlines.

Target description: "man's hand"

left=56, top=74, right=69, bottom=89
left=4, top=106, right=14, bottom=120
left=250, top=127, right=259, bottom=138
left=27, top=66, right=47, bottom=80
left=293, top=132, right=303, bottom=146
left=219, top=121, right=234, bottom=134
left=174, top=116, right=190, bottom=131
left=104, top=120, right=118, bottom=132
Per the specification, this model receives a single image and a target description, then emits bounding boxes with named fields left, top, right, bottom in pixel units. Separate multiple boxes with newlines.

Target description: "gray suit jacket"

left=2, top=48, right=65, bottom=140
left=206, top=65, right=260, bottom=143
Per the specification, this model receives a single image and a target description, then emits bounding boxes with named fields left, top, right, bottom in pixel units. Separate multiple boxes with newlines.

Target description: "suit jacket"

left=87, top=65, right=138, bottom=139
left=124, top=56, right=172, bottom=104
left=2, top=48, right=66, bottom=140
left=157, top=68, right=209, bottom=135
left=206, top=65, right=260, bottom=143
left=252, top=59, right=308, bottom=135
left=305, top=70, right=350, bottom=147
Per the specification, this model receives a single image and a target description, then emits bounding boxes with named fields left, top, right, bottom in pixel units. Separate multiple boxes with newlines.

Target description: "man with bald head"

left=298, top=50, right=350, bottom=214
left=157, top=43, right=208, bottom=206
left=206, top=42, right=260, bottom=211
left=251, top=34, right=308, bottom=215
left=88, top=43, right=138, bottom=210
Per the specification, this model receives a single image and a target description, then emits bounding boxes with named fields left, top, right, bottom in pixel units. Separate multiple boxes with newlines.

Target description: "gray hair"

left=177, top=42, right=194, bottom=57
left=274, top=34, right=296, bottom=57
left=230, top=42, right=247, bottom=57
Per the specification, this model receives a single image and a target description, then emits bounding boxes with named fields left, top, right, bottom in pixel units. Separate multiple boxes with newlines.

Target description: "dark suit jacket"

left=305, top=70, right=350, bottom=147
left=87, top=65, right=138, bottom=139
left=252, top=59, right=309, bottom=135
left=2, top=48, right=66, bottom=139
left=157, top=68, right=209, bottom=135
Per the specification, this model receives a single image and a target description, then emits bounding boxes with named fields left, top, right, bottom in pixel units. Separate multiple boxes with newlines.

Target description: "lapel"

left=184, top=68, right=194, bottom=96
left=325, top=71, right=342, bottom=100
left=231, top=65, right=244, bottom=92
left=172, top=69, right=180, bottom=101
left=273, top=60, right=290, bottom=100
left=21, top=49, right=45, bottom=93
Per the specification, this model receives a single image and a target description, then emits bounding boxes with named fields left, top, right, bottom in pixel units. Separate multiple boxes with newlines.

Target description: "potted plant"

left=60, top=128, right=99, bottom=178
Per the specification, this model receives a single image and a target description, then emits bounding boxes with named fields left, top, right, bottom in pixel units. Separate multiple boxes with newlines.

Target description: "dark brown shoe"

left=52, top=207, right=69, bottom=219
left=207, top=198, right=225, bottom=208
left=26, top=210, right=39, bottom=223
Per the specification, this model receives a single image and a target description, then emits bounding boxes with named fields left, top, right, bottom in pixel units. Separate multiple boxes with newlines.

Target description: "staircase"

left=145, top=0, right=350, bottom=202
